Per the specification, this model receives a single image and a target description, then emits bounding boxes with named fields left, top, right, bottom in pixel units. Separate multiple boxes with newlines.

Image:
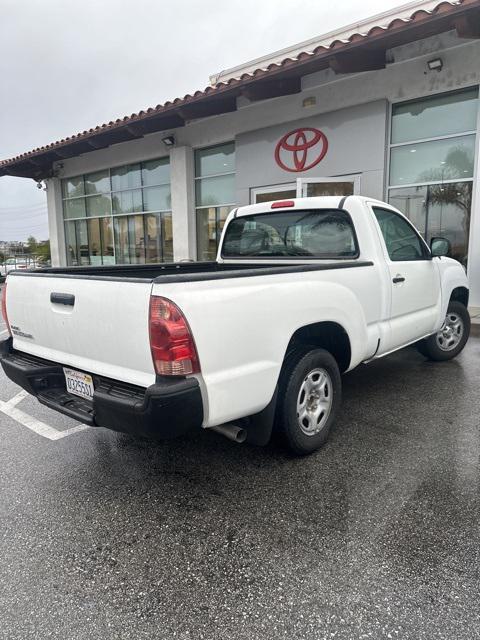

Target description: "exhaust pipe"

left=209, top=423, right=247, bottom=443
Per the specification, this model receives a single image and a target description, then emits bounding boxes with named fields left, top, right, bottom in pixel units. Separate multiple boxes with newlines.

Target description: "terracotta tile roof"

left=1, top=0, right=478, bottom=179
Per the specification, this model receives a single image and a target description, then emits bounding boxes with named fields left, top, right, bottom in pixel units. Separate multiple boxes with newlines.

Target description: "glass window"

left=391, top=88, right=478, bottom=144
left=142, top=158, right=170, bottom=186
left=195, top=143, right=235, bottom=260
left=389, top=183, right=472, bottom=266
left=76, top=220, right=90, bottom=265
left=112, top=189, right=143, bottom=215
left=64, top=198, right=86, bottom=219
left=114, top=216, right=130, bottom=265
left=62, top=176, right=84, bottom=198
left=143, top=185, right=171, bottom=212
left=388, top=89, right=477, bottom=269
left=196, top=208, right=217, bottom=261
left=85, top=170, right=110, bottom=195
left=86, top=194, right=111, bottom=217
left=65, top=221, right=78, bottom=265
left=195, top=174, right=235, bottom=207
left=145, top=214, right=161, bottom=263
left=304, top=181, right=355, bottom=197
left=162, top=213, right=174, bottom=262
left=373, top=207, right=426, bottom=262
left=389, top=134, right=475, bottom=186
left=100, top=217, right=115, bottom=265
left=62, top=156, right=171, bottom=266
left=195, top=142, right=235, bottom=177
left=111, top=163, right=141, bottom=191
left=222, top=209, right=358, bottom=259
left=128, top=215, right=146, bottom=264
left=87, top=218, right=102, bottom=265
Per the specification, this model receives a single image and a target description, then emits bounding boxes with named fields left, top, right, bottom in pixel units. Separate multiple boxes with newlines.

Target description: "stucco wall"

left=47, top=32, right=480, bottom=303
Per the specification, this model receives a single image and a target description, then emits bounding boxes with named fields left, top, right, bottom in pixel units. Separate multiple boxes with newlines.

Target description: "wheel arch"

left=284, top=321, right=352, bottom=373
left=450, top=286, right=469, bottom=308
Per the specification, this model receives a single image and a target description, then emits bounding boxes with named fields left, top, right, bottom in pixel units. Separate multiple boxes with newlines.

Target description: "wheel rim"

left=296, top=368, right=333, bottom=436
left=436, top=312, right=464, bottom=352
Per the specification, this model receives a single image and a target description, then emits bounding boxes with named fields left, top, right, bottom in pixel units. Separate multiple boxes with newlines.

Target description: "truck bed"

left=13, top=259, right=372, bottom=284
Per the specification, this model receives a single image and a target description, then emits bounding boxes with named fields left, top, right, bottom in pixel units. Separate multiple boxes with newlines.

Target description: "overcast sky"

left=0, top=0, right=406, bottom=241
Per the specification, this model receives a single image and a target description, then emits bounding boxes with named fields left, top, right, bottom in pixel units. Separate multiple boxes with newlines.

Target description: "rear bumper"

left=0, top=338, right=203, bottom=439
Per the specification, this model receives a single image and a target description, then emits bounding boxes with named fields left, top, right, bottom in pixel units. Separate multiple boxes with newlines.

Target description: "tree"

left=27, top=236, right=38, bottom=254
left=36, top=240, right=51, bottom=263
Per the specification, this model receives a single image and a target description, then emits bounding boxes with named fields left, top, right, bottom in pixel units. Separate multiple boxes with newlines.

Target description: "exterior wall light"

left=427, top=58, right=443, bottom=72
left=162, top=135, right=176, bottom=147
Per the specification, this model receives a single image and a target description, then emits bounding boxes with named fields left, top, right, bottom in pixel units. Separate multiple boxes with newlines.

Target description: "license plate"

left=63, top=367, right=94, bottom=401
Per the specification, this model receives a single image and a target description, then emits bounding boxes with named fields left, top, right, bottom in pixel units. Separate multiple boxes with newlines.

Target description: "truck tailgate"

left=6, top=274, right=155, bottom=388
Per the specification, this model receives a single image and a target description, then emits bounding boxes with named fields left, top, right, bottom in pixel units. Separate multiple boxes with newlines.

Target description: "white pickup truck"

left=0, top=196, right=470, bottom=454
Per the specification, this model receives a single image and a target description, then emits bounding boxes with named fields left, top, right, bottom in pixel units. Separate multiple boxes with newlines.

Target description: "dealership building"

left=2, top=0, right=480, bottom=305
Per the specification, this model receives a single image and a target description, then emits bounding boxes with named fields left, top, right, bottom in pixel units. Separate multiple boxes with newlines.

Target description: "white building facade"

left=3, top=1, right=480, bottom=305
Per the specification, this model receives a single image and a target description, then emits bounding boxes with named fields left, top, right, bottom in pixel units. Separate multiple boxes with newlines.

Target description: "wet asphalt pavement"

left=1, top=303, right=480, bottom=639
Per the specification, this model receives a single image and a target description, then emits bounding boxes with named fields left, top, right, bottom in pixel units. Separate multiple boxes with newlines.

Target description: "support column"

left=467, top=119, right=480, bottom=308
left=46, top=177, right=66, bottom=267
left=170, top=145, right=196, bottom=261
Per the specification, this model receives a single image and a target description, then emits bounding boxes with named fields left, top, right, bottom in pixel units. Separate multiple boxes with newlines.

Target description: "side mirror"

left=430, top=237, right=450, bottom=258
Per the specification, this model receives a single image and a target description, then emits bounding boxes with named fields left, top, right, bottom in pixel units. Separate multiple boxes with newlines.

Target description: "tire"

left=416, top=301, right=470, bottom=361
left=276, top=348, right=341, bottom=456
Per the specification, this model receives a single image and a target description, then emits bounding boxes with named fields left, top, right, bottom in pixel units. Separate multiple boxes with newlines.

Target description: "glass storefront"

left=62, top=157, right=172, bottom=265
left=388, top=87, right=478, bottom=267
left=195, top=142, right=235, bottom=261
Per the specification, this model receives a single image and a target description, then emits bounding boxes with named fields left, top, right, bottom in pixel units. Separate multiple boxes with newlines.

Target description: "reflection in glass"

left=162, top=213, right=174, bottom=262
left=112, top=189, right=143, bottom=215
left=389, top=182, right=472, bottom=266
left=87, top=218, right=102, bottom=265
left=64, top=198, right=86, bottom=219
left=111, top=164, right=142, bottom=191
left=65, top=221, right=78, bottom=265
left=86, top=194, right=111, bottom=217
left=305, top=182, right=354, bottom=197
left=142, top=158, right=170, bottom=186
left=195, top=174, right=235, bottom=207
left=62, top=157, right=172, bottom=266
left=195, top=142, right=235, bottom=177
left=145, top=214, right=161, bottom=263
left=85, top=170, right=110, bottom=195
left=391, top=88, right=478, bottom=144
left=62, top=176, right=84, bottom=198
left=389, top=135, right=475, bottom=186
left=114, top=216, right=130, bottom=264
left=255, top=189, right=296, bottom=204
left=143, top=185, right=171, bottom=212
left=100, top=217, right=115, bottom=264
left=128, top=215, right=145, bottom=264
left=76, top=220, right=89, bottom=265
left=196, top=208, right=217, bottom=261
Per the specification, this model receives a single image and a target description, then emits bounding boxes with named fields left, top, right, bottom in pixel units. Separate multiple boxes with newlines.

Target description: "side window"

left=372, top=207, right=427, bottom=262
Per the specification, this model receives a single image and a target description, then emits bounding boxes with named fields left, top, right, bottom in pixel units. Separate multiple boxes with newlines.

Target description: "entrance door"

left=251, top=183, right=296, bottom=204
left=297, top=176, right=361, bottom=198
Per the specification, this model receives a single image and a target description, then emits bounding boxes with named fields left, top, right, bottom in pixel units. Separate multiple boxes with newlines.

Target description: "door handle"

left=50, top=292, right=75, bottom=306
left=392, top=275, right=405, bottom=284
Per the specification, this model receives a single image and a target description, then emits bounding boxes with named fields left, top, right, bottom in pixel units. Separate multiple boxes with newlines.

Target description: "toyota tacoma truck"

left=0, top=196, right=470, bottom=455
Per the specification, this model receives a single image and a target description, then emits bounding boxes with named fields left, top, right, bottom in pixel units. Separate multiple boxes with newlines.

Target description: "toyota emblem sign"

left=274, top=127, right=328, bottom=173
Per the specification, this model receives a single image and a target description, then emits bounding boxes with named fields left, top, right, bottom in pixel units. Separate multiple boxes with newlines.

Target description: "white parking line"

left=0, top=391, right=90, bottom=440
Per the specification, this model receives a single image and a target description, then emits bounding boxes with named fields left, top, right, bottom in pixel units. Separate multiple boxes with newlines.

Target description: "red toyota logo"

left=274, top=127, right=328, bottom=172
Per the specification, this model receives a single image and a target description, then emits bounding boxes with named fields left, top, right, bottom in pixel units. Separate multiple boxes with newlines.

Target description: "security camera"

left=36, top=181, right=43, bottom=189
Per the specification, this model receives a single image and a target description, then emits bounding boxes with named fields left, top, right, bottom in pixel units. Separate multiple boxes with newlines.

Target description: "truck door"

left=371, top=205, right=441, bottom=352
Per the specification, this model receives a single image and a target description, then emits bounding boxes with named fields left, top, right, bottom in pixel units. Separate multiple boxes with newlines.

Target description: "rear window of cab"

left=222, top=209, right=359, bottom=259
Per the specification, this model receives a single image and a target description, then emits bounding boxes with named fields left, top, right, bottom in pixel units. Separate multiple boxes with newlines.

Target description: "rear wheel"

left=277, top=348, right=341, bottom=455
left=416, top=301, right=470, bottom=361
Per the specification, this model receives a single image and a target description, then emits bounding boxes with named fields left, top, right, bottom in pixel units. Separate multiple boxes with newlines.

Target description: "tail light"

left=149, top=296, right=200, bottom=376
left=1, top=284, right=11, bottom=336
